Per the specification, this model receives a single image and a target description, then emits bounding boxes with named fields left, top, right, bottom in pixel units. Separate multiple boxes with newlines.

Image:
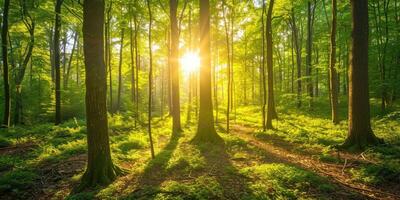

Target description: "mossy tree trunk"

left=77, top=0, right=121, bottom=191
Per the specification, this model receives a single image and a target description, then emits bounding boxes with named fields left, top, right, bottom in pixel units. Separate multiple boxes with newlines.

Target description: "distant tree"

left=54, top=0, right=62, bottom=125
left=192, top=0, right=222, bottom=144
left=329, top=0, right=339, bottom=124
left=170, top=0, right=182, bottom=134
left=77, top=0, right=121, bottom=190
left=14, top=0, right=36, bottom=124
left=117, top=28, right=124, bottom=112
left=146, top=0, right=155, bottom=158
left=1, top=0, right=10, bottom=128
left=343, top=0, right=382, bottom=150
left=265, top=0, right=276, bottom=129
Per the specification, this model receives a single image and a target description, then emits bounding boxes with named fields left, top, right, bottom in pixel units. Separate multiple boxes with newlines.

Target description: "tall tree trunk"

left=193, top=0, right=222, bottom=144
left=343, top=0, right=381, bottom=150
left=116, top=29, right=124, bottom=112
left=306, top=0, right=315, bottom=108
left=261, top=1, right=267, bottom=131
left=129, top=5, right=136, bottom=103
left=54, top=0, right=62, bottom=125
left=170, top=0, right=182, bottom=133
left=106, top=1, right=113, bottom=113
left=1, top=0, right=10, bottom=128
left=266, top=0, right=276, bottom=129
left=146, top=0, right=155, bottom=158
left=222, top=2, right=231, bottom=133
left=77, top=0, right=121, bottom=191
left=290, top=9, right=302, bottom=108
left=64, top=31, right=77, bottom=88
left=14, top=0, right=35, bottom=125
left=329, top=0, right=339, bottom=124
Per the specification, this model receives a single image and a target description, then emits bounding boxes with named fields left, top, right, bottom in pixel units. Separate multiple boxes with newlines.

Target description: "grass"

left=0, top=97, right=399, bottom=199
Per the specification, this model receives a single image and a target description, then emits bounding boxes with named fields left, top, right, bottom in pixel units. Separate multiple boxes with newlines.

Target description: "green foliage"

left=240, top=163, right=335, bottom=199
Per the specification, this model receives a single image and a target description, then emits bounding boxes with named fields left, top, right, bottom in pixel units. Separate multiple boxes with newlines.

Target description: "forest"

left=0, top=0, right=399, bottom=199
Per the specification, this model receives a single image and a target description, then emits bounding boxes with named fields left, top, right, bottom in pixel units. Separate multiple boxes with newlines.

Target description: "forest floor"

left=1, top=99, right=400, bottom=200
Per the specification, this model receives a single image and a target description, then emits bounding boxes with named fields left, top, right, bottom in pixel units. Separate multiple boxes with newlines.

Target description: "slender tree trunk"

left=1, top=0, right=10, bottom=128
left=14, top=0, right=35, bottom=125
left=170, top=0, right=182, bottom=133
left=329, top=0, right=339, bottom=124
left=129, top=5, right=136, bottom=103
left=291, top=9, right=302, bottom=108
left=343, top=0, right=382, bottom=150
left=193, top=0, right=222, bottom=144
left=306, top=0, right=314, bottom=108
left=266, top=0, right=276, bottom=129
left=77, top=0, right=121, bottom=191
left=146, top=0, right=155, bottom=158
left=64, top=31, right=77, bottom=88
left=222, top=2, right=231, bottom=133
left=116, top=29, right=124, bottom=112
left=106, top=2, right=113, bottom=113
left=261, top=1, right=267, bottom=131
left=54, top=0, right=62, bottom=125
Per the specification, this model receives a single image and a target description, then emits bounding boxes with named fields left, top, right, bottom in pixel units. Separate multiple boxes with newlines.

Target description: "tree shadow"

left=195, top=142, right=251, bottom=199
left=126, top=134, right=181, bottom=199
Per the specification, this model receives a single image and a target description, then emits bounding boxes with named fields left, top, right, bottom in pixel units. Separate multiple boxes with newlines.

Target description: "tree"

left=342, top=0, right=382, bottom=150
left=261, top=0, right=267, bottom=131
left=54, top=0, right=63, bottom=125
left=306, top=0, right=316, bottom=108
left=14, top=0, right=36, bottom=124
left=329, top=0, right=339, bottom=124
left=146, top=0, right=155, bottom=158
left=170, top=0, right=182, bottom=133
left=265, top=0, right=276, bottom=129
left=1, top=0, right=10, bottom=128
left=192, top=0, right=222, bottom=144
left=117, top=28, right=124, bottom=112
left=77, top=0, right=121, bottom=191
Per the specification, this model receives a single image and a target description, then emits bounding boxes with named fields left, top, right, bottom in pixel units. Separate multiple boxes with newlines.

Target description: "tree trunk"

left=343, top=0, right=382, bottom=150
left=14, top=0, right=35, bottom=125
left=129, top=5, right=136, bottom=103
left=329, top=0, right=339, bottom=124
left=291, top=9, right=302, bottom=108
left=64, top=31, right=77, bottom=88
left=77, top=0, right=121, bottom=191
left=106, top=1, right=113, bottom=113
left=193, top=0, right=222, bottom=144
left=266, top=0, right=276, bottom=129
left=116, top=28, right=124, bottom=112
left=170, top=0, right=182, bottom=133
left=146, top=0, right=155, bottom=158
left=306, top=0, right=314, bottom=108
left=222, top=2, right=231, bottom=133
left=54, top=0, right=62, bottom=125
left=261, top=1, right=267, bottom=131
left=1, top=0, right=10, bottom=128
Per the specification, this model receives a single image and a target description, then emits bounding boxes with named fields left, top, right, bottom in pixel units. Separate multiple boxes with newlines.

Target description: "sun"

left=180, top=51, right=200, bottom=75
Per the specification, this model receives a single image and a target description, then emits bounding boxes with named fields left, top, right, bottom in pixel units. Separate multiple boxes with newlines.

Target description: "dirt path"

left=230, top=124, right=400, bottom=200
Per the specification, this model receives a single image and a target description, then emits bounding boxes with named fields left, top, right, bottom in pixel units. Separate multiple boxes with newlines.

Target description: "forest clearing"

left=0, top=0, right=400, bottom=199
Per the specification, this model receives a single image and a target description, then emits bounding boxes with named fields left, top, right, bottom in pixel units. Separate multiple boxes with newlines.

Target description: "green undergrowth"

left=1, top=99, right=399, bottom=199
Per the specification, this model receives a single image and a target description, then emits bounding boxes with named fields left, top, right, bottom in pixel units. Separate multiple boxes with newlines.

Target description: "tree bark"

left=1, top=0, right=10, bottom=128
left=329, top=0, right=339, bottom=124
left=116, top=28, right=124, bottom=112
left=265, top=0, right=276, bottom=129
left=193, top=0, right=222, bottom=144
left=146, top=0, right=155, bottom=158
left=170, top=0, right=182, bottom=133
left=77, top=0, right=120, bottom=191
left=54, top=0, right=62, bottom=125
left=343, top=0, right=382, bottom=150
